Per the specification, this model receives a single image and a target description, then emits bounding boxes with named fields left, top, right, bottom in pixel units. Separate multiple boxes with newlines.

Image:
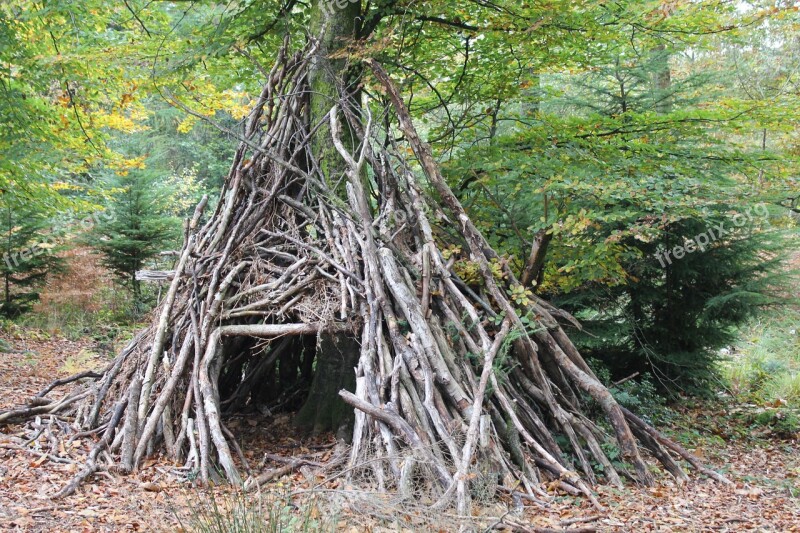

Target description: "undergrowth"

left=587, top=359, right=671, bottom=425
left=174, top=486, right=337, bottom=533
left=720, top=306, right=800, bottom=407
left=14, top=285, right=149, bottom=349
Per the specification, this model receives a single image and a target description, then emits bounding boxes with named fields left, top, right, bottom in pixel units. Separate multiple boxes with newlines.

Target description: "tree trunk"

left=295, top=334, right=359, bottom=438
left=294, top=0, right=363, bottom=435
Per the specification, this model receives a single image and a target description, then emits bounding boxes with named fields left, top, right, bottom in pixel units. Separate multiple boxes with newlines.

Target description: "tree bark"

left=293, top=0, right=363, bottom=437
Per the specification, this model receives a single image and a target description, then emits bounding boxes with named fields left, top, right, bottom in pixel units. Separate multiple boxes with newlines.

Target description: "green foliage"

left=111, top=98, right=235, bottom=204
left=748, top=409, right=800, bottom=439
left=86, top=170, right=180, bottom=309
left=490, top=326, right=523, bottom=389
left=0, top=337, right=12, bottom=352
left=587, top=360, right=669, bottom=424
left=0, top=1, right=156, bottom=214
left=562, top=214, right=790, bottom=392
left=721, top=306, right=800, bottom=407
left=442, top=13, right=798, bottom=394
left=17, top=286, right=142, bottom=345
left=0, top=197, right=64, bottom=317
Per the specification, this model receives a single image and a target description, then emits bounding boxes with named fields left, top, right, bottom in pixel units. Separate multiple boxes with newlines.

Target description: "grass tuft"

left=174, top=486, right=337, bottom=533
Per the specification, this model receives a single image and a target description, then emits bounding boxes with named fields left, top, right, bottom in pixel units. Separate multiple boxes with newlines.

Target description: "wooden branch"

left=35, top=370, right=102, bottom=398
left=520, top=228, right=552, bottom=288
left=339, top=389, right=452, bottom=488
left=0, top=443, right=76, bottom=465
left=621, top=407, right=731, bottom=485
left=120, top=376, right=141, bottom=473
left=198, top=329, right=241, bottom=485
left=243, top=451, right=327, bottom=492
left=133, top=333, right=195, bottom=467
left=456, top=319, right=511, bottom=514
left=53, top=397, right=127, bottom=499
left=135, top=270, right=176, bottom=282
left=139, top=232, right=198, bottom=421
left=217, top=322, right=348, bottom=338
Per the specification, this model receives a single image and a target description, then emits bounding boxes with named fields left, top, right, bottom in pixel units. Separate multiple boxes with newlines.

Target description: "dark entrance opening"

left=217, top=332, right=359, bottom=452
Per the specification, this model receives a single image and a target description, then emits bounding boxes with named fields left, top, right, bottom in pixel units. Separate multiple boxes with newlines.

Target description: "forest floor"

left=0, top=325, right=798, bottom=532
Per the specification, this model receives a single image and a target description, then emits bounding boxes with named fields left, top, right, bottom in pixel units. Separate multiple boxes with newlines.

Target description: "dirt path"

left=1, top=327, right=798, bottom=532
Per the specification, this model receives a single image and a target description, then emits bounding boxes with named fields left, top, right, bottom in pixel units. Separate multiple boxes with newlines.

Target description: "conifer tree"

left=0, top=197, right=63, bottom=317
left=447, top=35, right=791, bottom=391
left=88, top=170, right=179, bottom=310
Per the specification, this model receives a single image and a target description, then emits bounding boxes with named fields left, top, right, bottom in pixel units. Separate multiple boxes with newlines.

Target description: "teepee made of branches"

left=0, top=39, right=728, bottom=513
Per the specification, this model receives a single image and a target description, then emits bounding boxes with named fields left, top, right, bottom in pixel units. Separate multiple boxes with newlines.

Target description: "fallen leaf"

left=140, top=482, right=163, bottom=492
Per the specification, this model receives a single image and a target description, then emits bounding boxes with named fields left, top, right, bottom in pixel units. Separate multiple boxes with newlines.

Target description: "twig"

left=36, top=370, right=103, bottom=398
left=611, top=372, right=639, bottom=387
left=0, top=443, right=77, bottom=464
left=559, top=515, right=602, bottom=526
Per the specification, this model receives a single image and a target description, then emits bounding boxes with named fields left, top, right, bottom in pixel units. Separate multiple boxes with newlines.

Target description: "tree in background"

left=88, top=170, right=179, bottom=313
left=0, top=1, right=157, bottom=213
left=714, top=0, right=800, bottom=211
left=115, top=98, right=237, bottom=211
left=444, top=10, right=795, bottom=392
left=0, top=196, right=64, bottom=317
left=548, top=34, right=792, bottom=391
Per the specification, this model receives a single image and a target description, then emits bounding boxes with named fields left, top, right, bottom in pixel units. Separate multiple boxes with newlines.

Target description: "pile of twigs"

left=0, top=39, right=729, bottom=513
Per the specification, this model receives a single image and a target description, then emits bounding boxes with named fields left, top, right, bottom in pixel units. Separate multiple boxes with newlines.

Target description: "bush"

left=587, top=359, right=669, bottom=424
left=749, top=409, right=800, bottom=439
left=0, top=198, right=64, bottom=317
left=560, top=213, right=791, bottom=394
left=86, top=170, right=180, bottom=312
